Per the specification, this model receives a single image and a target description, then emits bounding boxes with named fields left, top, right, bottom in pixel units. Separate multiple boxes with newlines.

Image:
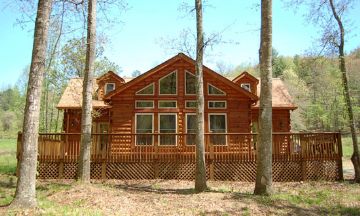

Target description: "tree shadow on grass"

left=229, top=192, right=360, bottom=216
left=0, top=175, right=16, bottom=189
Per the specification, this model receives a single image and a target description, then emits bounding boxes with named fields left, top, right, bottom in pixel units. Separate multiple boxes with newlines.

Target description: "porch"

left=16, top=132, right=343, bottom=181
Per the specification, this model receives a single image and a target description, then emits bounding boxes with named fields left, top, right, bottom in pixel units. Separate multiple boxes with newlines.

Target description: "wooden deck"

left=16, top=132, right=343, bottom=181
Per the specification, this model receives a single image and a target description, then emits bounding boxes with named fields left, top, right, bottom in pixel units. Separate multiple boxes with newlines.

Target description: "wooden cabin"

left=21, top=53, right=342, bottom=181
left=57, top=53, right=297, bottom=139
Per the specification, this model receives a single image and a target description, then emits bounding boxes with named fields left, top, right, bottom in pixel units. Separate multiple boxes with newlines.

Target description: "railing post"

left=154, top=134, right=159, bottom=179
left=209, top=134, right=214, bottom=180
left=58, top=134, right=65, bottom=179
left=101, top=134, right=108, bottom=179
left=300, top=134, right=307, bottom=181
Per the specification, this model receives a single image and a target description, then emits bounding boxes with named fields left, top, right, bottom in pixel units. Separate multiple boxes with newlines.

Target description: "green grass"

left=342, top=136, right=359, bottom=159
left=0, top=139, right=17, bottom=175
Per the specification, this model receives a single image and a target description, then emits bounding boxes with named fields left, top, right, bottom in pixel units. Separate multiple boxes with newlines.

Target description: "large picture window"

left=208, top=101, right=226, bottom=109
left=185, top=71, right=196, bottom=95
left=159, top=114, right=177, bottom=145
left=159, top=71, right=177, bottom=95
left=135, top=114, right=153, bottom=145
left=158, top=100, right=177, bottom=108
left=135, top=100, right=154, bottom=108
left=209, top=114, right=227, bottom=145
left=185, top=114, right=196, bottom=145
left=208, top=84, right=225, bottom=95
left=136, top=83, right=154, bottom=95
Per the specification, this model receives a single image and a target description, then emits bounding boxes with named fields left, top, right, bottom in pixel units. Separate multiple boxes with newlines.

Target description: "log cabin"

left=18, top=53, right=342, bottom=181
left=57, top=53, right=297, bottom=139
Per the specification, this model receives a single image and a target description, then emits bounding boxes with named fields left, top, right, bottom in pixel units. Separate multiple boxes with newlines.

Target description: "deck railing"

left=17, top=132, right=342, bottom=163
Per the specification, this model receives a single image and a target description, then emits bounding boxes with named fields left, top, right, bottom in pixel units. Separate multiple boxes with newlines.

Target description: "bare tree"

left=194, top=0, right=207, bottom=192
left=77, top=0, right=97, bottom=183
left=254, top=0, right=273, bottom=195
left=328, top=0, right=360, bottom=182
left=10, top=0, right=53, bottom=208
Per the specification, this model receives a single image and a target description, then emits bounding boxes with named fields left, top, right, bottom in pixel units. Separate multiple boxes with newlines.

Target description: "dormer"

left=96, top=71, right=125, bottom=100
left=232, top=71, right=259, bottom=95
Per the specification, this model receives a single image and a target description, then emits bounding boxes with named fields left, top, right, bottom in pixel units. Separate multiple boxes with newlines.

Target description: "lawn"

left=0, top=139, right=17, bottom=175
left=1, top=137, right=359, bottom=215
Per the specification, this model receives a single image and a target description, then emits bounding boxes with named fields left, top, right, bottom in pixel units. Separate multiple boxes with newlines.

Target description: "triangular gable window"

left=159, top=71, right=177, bottom=95
left=208, top=84, right=225, bottom=95
left=185, top=71, right=196, bottom=95
left=136, top=83, right=154, bottom=95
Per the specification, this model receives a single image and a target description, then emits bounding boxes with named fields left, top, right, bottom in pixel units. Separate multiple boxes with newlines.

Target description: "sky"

left=0, top=0, right=359, bottom=87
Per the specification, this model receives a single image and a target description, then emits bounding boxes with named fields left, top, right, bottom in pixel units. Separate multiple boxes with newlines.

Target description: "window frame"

left=158, top=100, right=177, bottom=109
left=241, top=83, right=251, bottom=92
left=136, top=83, right=154, bottom=95
left=207, top=83, right=226, bottom=96
left=135, top=100, right=154, bottom=109
left=135, top=113, right=154, bottom=146
left=208, top=100, right=227, bottom=109
left=185, top=100, right=197, bottom=109
left=185, top=113, right=197, bottom=146
left=105, top=83, right=115, bottom=95
left=158, top=113, right=178, bottom=146
left=208, top=113, right=228, bottom=146
left=185, top=70, right=196, bottom=95
left=158, top=71, right=178, bottom=95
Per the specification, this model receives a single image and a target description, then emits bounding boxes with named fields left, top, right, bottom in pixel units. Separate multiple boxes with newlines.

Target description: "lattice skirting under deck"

left=36, top=160, right=342, bottom=181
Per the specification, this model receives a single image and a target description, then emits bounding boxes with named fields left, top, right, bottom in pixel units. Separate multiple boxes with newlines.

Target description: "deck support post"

left=301, top=159, right=306, bottom=181
left=58, top=137, right=65, bottom=178
left=154, top=160, right=159, bottom=179
left=101, top=161, right=107, bottom=179
left=209, top=141, right=215, bottom=180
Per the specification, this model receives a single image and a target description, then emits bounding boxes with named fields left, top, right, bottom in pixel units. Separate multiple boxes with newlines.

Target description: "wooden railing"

left=17, top=132, right=342, bottom=163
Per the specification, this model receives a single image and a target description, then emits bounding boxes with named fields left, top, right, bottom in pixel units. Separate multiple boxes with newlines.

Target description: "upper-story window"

left=241, top=83, right=251, bottom=92
left=208, top=84, right=225, bottom=95
left=105, top=83, right=115, bottom=95
left=185, top=71, right=196, bottom=95
left=158, top=100, right=177, bottom=108
left=159, top=71, right=177, bottom=95
left=136, top=83, right=154, bottom=95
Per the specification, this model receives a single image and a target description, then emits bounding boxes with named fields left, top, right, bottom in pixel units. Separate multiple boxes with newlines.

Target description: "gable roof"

left=105, top=53, right=258, bottom=101
left=57, top=78, right=111, bottom=109
left=252, top=78, right=297, bottom=110
left=97, top=70, right=125, bottom=83
left=232, top=71, right=259, bottom=83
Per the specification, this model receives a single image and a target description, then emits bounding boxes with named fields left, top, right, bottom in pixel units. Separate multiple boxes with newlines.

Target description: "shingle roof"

left=252, top=78, right=297, bottom=109
left=57, top=78, right=110, bottom=109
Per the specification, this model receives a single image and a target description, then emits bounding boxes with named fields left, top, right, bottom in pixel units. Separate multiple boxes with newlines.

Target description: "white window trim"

left=185, top=113, right=196, bottom=146
left=207, top=83, right=226, bottom=96
left=159, top=70, right=178, bottom=95
left=241, top=83, right=251, bottom=91
left=136, top=83, right=154, bottom=95
left=135, top=100, right=154, bottom=109
left=185, top=70, right=196, bottom=95
left=135, top=113, right=154, bottom=146
left=208, top=113, right=228, bottom=146
left=208, top=100, right=227, bottom=109
left=105, top=83, right=115, bottom=95
left=158, top=113, right=178, bottom=146
left=158, top=100, right=177, bottom=109
left=185, top=100, right=197, bottom=109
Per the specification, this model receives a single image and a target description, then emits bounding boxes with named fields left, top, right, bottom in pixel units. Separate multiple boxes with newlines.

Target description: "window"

left=158, top=100, right=177, bottom=108
left=185, top=71, right=196, bottom=95
left=241, top=83, right=251, bottom=92
left=135, top=114, right=153, bottom=145
left=136, top=83, right=154, bottom=95
left=159, top=71, right=177, bottom=95
left=208, top=84, right=225, bottom=95
left=105, top=83, right=115, bottom=95
left=159, top=114, right=177, bottom=146
left=208, top=101, right=226, bottom=109
left=209, top=114, right=227, bottom=145
left=185, top=100, right=197, bottom=109
left=135, top=100, right=154, bottom=108
left=185, top=114, right=196, bottom=145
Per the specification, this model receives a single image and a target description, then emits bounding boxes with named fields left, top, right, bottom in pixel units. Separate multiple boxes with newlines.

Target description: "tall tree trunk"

left=329, top=0, right=360, bottom=183
left=254, top=0, right=273, bottom=195
left=194, top=0, right=207, bottom=192
left=10, top=0, right=53, bottom=208
left=78, top=0, right=97, bottom=183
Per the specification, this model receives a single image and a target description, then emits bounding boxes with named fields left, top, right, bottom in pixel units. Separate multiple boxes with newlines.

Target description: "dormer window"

left=241, top=83, right=251, bottom=92
left=105, top=83, right=115, bottom=94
